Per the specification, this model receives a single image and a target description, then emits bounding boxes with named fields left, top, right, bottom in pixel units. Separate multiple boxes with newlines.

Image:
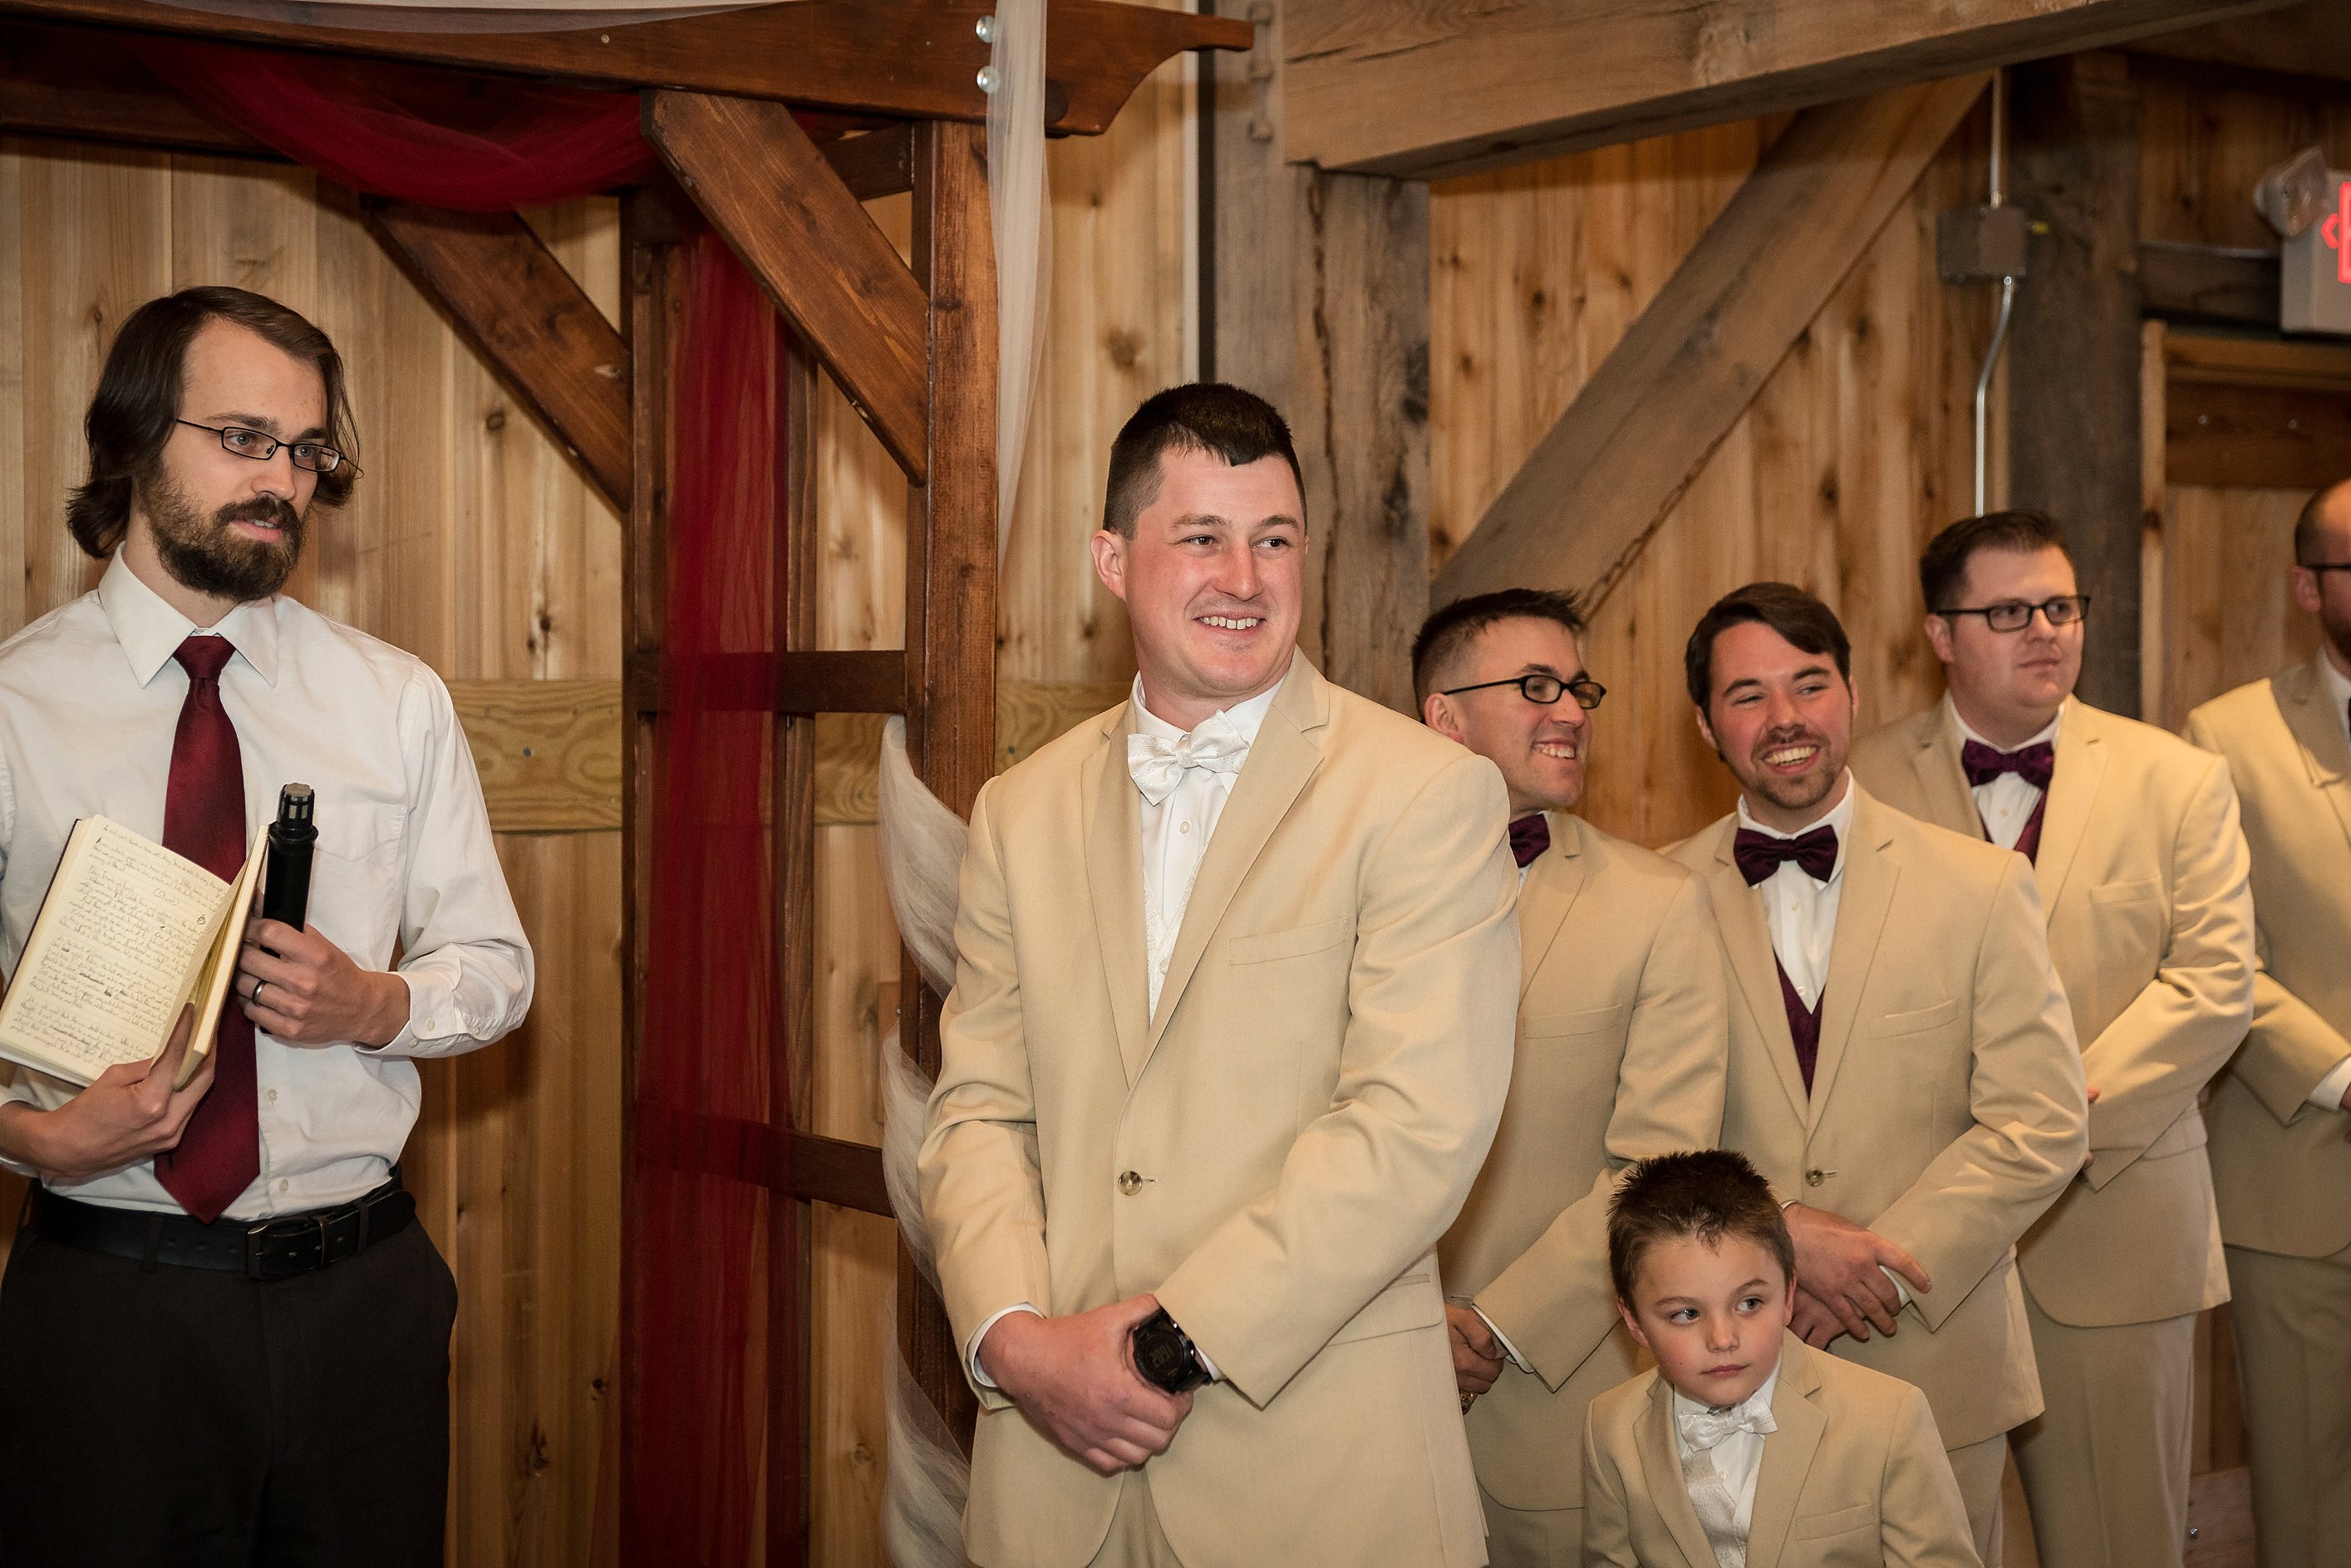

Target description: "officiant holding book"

left=0, top=287, right=533, bottom=1566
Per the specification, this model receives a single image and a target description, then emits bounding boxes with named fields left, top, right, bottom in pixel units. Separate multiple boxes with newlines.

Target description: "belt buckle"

left=243, top=1213, right=331, bottom=1280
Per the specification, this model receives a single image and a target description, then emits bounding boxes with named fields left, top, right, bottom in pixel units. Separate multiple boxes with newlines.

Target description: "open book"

left=0, top=816, right=268, bottom=1091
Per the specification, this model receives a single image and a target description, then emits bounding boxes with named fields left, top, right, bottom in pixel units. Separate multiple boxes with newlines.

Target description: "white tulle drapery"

left=985, top=0, right=1052, bottom=558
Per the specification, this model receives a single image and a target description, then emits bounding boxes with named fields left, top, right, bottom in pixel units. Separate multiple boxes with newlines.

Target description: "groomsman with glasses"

left=1853, top=509, right=2255, bottom=1568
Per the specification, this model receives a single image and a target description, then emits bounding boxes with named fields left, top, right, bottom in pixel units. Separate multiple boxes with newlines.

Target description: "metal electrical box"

left=2283, top=170, right=2351, bottom=335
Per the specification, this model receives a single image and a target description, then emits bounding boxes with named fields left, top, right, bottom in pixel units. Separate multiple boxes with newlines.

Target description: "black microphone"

left=261, top=783, right=317, bottom=933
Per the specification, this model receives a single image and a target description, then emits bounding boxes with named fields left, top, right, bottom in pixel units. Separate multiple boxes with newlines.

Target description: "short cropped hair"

left=1918, top=509, right=2070, bottom=615
left=1608, top=1149, right=1798, bottom=1308
left=1102, top=382, right=1303, bottom=538
left=1683, top=582, right=1852, bottom=713
left=1410, top=587, right=1586, bottom=704
left=69, top=286, right=359, bottom=560
left=2294, top=479, right=2351, bottom=567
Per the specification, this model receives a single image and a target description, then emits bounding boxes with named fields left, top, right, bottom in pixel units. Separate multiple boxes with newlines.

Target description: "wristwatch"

left=1130, top=1306, right=1211, bottom=1394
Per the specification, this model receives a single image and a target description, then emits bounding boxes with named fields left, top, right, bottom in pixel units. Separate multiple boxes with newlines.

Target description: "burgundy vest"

left=1776, top=959, right=1822, bottom=1094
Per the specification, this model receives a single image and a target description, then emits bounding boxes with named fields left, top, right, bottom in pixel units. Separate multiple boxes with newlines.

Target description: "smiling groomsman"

left=1852, top=511, right=2255, bottom=1568
left=1670, top=582, right=2085, bottom=1566
left=1413, top=588, right=1727, bottom=1567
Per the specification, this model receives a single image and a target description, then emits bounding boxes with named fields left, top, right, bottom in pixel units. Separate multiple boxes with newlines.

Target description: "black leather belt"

left=28, top=1172, right=414, bottom=1280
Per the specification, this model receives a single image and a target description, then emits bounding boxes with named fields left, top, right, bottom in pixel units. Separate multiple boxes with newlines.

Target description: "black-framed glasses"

left=176, top=420, right=352, bottom=476
left=1934, top=594, right=2091, bottom=632
left=1439, top=671, right=1607, bottom=711
left=2300, top=562, right=2351, bottom=575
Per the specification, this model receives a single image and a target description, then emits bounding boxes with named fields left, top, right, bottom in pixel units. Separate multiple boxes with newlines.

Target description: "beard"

left=138, top=470, right=305, bottom=602
left=1738, top=725, right=1845, bottom=815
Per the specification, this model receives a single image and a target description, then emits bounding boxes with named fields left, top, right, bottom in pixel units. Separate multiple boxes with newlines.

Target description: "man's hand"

left=1446, top=1303, right=1504, bottom=1397
left=237, top=919, right=410, bottom=1047
left=1783, top=1203, right=1931, bottom=1342
left=1789, top=1286, right=1844, bottom=1349
left=977, top=1295, right=1194, bottom=1475
left=0, top=1005, right=215, bottom=1182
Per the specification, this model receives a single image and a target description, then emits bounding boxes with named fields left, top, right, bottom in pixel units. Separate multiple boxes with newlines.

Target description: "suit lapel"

left=1709, top=822, right=1810, bottom=1124
left=1637, top=1377, right=1724, bottom=1568
left=2033, top=702, right=2106, bottom=910
left=1515, top=813, right=1586, bottom=1000
left=1084, top=704, right=1153, bottom=1084
left=1807, top=793, right=1897, bottom=1130
left=1745, top=1339, right=1828, bottom=1568
left=1144, top=660, right=1328, bottom=1056
left=2275, top=657, right=2351, bottom=860
left=1911, top=700, right=1980, bottom=836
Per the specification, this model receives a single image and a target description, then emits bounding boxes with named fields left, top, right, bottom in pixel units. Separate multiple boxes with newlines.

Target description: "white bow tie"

left=1678, top=1401, right=1777, bottom=1453
left=1127, top=711, right=1250, bottom=806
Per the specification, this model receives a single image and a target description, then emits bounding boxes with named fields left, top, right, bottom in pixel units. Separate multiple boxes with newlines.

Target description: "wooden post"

left=2009, top=50, right=2145, bottom=716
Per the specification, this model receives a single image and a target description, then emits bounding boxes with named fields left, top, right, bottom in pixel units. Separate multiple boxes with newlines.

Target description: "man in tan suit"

left=919, top=385, right=1519, bottom=1568
left=1852, top=509, right=2255, bottom=1568
left=1668, top=582, right=2087, bottom=1565
left=2184, top=476, right=2351, bottom=1568
left=1409, top=587, right=1729, bottom=1567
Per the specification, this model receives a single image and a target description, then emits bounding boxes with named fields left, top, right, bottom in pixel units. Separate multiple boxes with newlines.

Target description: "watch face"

left=1134, top=1319, right=1203, bottom=1392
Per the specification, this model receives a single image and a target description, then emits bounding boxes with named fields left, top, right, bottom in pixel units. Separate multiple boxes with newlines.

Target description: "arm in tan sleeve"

left=2076, top=754, right=2255, bottom=1187
left=1870, top=854, right=2088, bottom=1331
left=1881, top=1385, right=1989, bottom=1568
left=1581, top=1403, right=1644, bottom=1568
left=1153, top=753, right=1521, bottom=1406
left=1473, top=874, right=1729, bottom=1387
left=917, top=780, right=1053, bottom=1409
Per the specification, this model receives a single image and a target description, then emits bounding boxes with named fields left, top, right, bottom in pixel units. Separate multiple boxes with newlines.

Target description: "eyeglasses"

left=176, top=420, right=352, bottom=476
left=1934, top=594, right=2091, bottom=632
left=1439, top=671, right=1607, bottom=711
left=2301, top=562, right=2351, bottom=575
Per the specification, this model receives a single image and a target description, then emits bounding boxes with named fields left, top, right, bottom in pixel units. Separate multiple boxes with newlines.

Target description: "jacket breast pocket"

left=2088, top=877, right=2162, bottom=907
left=1867, top=998, right=1960, bottom=1037
left=1520, top=1003, right=1629, bottom=1040
left=1791, top=1502, right=1875, bottom=1540
left=1229, top=917, right=1350, bottom=966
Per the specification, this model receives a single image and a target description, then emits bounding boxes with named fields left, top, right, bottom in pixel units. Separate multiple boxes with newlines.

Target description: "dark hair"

left=1102, top=382, right=1303, bottom=538
left=68, top=287, right=359, bottom=560
left=1918, top=509, right=2070, bottom=614
left=1683, top=582, right=1852, bottom=712
left=1608, top=1149, right=1797, bottom=1308
left=2295, top=479, right=2351, bottom=567
left=1410, top=588, right=1586, bottom=704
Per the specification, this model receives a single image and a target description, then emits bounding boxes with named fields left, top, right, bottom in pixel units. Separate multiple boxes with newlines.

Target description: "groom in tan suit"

left=1668, top=582, right=2086, bottom=1566
left=2185, top=476, right=2351, bottom=1568
left=1852, top=510, right=2255, bottom=1568
left=1412, top=588, right=1729, bottom=1567
left=919, top=385, right=1520, bottom=1568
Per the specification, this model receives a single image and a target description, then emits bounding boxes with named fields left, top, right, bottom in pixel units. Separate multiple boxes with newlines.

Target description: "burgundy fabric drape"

left=131, top=43, right=799, bottom=1564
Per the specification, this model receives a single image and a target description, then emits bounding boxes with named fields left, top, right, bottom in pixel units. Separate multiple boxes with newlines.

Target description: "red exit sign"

left=2286, top=171, right=2351, bottom=333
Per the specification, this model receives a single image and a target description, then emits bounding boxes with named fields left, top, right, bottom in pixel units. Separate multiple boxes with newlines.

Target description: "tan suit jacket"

left=2186, top=658, right=2351, bottom=1258
left=1581, top=1333, right=1983, bottom=1568
left=1667, top=789, right=2086, bottom=1448
left=1852, top=699, right=2252, bottom=1325
left=1440, top=814, right=1729, bottom=1512
left=918, top=655, right=1521, bottom=1568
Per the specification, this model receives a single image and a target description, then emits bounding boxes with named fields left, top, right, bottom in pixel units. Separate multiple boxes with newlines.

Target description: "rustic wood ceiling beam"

left=1283, top=0, right=2290, bottom=179
left=1431, top=76, right=1989, bottom=615
left=0, top=0, right=1247, bottom=132
left=646, top=90, right=932, bottom=482
left=0, top=17, right=274, bottom=156
left=2128, top=0, right=2351, bottom=88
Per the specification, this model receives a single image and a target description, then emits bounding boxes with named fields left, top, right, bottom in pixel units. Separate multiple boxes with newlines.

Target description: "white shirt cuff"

left=967, top=1302, right=1043, bottom=1389
left=1471, top=1304, right=1531, bottom=1373
left=1881, top=1265, right=1913, bottom=1310
left=2309, top=1055, right=2351, bottom=1113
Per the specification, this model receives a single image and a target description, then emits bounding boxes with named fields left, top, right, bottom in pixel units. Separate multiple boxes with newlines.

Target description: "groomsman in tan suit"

left=1668, top=582, right=2087, bottom=1566
left=1852, top=509, right=2255, bottom=1568
left=2184, top=476, right=2351, bottom=1568
left=919, top=385, right=1520, bottom=1568
left=1410, top=588, right=1729, bottom=1567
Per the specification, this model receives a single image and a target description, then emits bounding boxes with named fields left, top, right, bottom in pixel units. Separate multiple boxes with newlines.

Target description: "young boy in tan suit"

left=1852, top=510, right=2254, bottom=1568
left=1412, top=588, right=1729, bottom=1567
left=1583, top=1149, right=1981, bottom=1568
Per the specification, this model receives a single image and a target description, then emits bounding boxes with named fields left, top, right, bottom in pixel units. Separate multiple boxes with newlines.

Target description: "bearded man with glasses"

left=1412, top=588, right=1728, bottom=1568
left=0, top=287, right=532, bottom=1566
left=1852, top=509, right=2254, bottom=1568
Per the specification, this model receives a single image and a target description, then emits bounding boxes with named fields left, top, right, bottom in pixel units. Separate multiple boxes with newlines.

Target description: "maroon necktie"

left=1733, top=824, right=1838, bottom=886
left=1507, top=813, right=1551, bottom=869
left=1960, top=739, right=2054, bottom=864
left=155, top=637, right=258, bottom=1222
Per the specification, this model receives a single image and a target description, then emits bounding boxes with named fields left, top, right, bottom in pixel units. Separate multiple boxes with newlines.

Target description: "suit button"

left=1118, top=1171, right=1144, bottom=1196
left=1804, top=1168, right=1826, bottom=1187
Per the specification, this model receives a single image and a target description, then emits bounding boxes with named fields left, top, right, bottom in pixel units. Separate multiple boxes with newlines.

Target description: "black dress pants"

left=0, top=1215, right=457, bottom=1567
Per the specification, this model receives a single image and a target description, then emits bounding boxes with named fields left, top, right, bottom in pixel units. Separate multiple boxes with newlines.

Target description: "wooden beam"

left=821, top=125, right=915, bottom=204
left=647, top=90, right=931, bottom=484
left=813, top=681, right=1132, bottom=823
left=2129, top=0, right=2351, bottom=89
left=2163, top=331, right=2351, bottom=490
left=2009, top=52, right=2145, bottom=716
left=1281, top=0, right=2288, bottom=180
left=624, top=651, right=907, bottom=715
left=449, top=678, right=623, bottom=833
left=2140, top=240, right=2278, bottom=327
left=1431, top=75, right=1988, bottom=614
left=0, top=0, right=1247, bottom=134
left=634, top=1108, right=893, bottom=1217
left=364, top=202, right=632, bottom=513
left=0, top=18, right=273, bottom=156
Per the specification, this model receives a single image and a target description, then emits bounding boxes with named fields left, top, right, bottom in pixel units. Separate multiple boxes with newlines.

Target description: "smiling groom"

left=920, top=384, right=1521, bottom=1568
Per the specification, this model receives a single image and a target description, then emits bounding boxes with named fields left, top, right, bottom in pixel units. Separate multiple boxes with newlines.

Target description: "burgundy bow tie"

left=1734, top=824, right=1838, bottom=887
left=1960, top=738, right=2054, bottom=790
left=1508, top=813, right=1551, bottom=868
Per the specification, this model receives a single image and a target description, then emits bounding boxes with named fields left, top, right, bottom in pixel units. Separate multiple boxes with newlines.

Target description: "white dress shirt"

left=0, top=554, right=534, bottom=1219
left=2309, top=652, right=2351, bottom=1113
left=1738, top=777, right=1856, bottom=1010
left=1950, top=699, right=2063, bottom=852
left=1672, top=1364, right=1782, bottom=1568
